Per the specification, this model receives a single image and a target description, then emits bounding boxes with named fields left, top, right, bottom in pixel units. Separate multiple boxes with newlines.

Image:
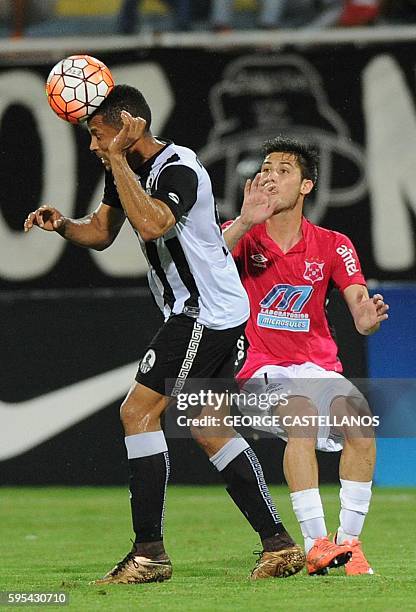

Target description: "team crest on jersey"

left=250, top=253, right=268, bottom=268
left=139, top=349, right=156, bottom=374
left=303, top=260, right=325, bottom=284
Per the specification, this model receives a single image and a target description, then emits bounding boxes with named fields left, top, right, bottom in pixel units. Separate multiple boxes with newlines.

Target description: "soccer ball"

left=45, top=55, right=114, bottom=124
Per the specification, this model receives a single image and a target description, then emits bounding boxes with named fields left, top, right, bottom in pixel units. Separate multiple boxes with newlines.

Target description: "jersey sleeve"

left=331, top=233, right=366, bottom=292
left=102, top=170, right=122, bottom=209
left=221, top=219, right=245, bottom=263
left=152, top=164, right=198, bottom=221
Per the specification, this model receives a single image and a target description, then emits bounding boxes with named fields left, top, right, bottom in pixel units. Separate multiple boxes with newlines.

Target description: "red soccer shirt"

left=225, top=217, right=366, bottom=379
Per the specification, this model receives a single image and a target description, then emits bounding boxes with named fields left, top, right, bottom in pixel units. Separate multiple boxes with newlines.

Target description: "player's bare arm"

left=223, top=172, right=276, bottom=250
left=23, top=202, right=125, bottom=251
left=343, top=284, right=389, bottom=335
left=104, top=111, right=176, bottom=242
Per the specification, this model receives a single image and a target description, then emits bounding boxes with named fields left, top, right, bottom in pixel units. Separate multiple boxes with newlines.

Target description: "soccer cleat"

left=250, top=545, right=306, bottom=580
left=93, top=551, right=172, bottom=585
left=306, top=536, right=352, bottom=576
left=343, top=539, right=374, bottom=575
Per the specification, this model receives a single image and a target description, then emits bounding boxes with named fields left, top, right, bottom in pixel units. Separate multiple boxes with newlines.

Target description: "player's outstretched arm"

left=223, top=173, right=276, bottom=250
left=343, top=284, right=389, bottom=335
left=23, top=202, right=125, bottom=251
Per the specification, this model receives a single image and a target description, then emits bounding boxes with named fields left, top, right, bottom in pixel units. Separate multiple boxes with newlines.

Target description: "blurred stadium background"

left=1, top=0, right=416, bottom=608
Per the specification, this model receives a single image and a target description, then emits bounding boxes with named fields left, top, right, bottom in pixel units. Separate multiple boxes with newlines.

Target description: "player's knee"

left=344, top=435, right=376, bottom=454
left=189, top=424, right=206, bottom=446
left=331, top=395, right=372, bottom=420
left=120, top=396, right=163, bottom=431
left=286, top=436, right=317, bottom=450
left=331, top=396, right=375, bottom=443
left=190, top=425, right=220, bottom=456
left=120, top=399, right=146, bottom=430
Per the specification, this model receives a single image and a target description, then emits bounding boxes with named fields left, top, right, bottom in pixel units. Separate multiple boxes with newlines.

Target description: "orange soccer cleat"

left=342, top=539, right=374, bottom=575
left=306, top=536, right=352, bottom=576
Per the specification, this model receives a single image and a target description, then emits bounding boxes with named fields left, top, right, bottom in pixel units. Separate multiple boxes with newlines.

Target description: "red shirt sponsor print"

left=223, top=217, right=366, bottom=378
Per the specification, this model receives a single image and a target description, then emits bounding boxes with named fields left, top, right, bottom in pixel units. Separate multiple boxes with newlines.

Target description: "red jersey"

left=225, top=217, right=366, bottom=379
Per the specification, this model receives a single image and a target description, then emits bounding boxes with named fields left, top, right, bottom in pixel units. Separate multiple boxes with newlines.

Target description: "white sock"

left=290, top=488, right=327, bottom=553
left=337, top=479, right=372, bottom=543
left=124, top=431, right=168, bottom=458
left=209, top=437, right=249, bottom=471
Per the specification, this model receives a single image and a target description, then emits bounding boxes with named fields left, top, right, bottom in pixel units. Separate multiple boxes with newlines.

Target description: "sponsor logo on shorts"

left=140, top=349, right=156, bottom=374
left=336, top=244, right=359, bottom=276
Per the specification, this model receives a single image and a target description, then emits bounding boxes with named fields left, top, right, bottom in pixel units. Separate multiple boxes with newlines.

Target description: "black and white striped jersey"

left=102, top=141, right=249, bottom=330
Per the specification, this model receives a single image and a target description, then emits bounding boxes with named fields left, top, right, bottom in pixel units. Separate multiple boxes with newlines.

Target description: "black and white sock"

left=210, top=438, right=288, bottom=545
left=125, top=431, right=170, bottom=553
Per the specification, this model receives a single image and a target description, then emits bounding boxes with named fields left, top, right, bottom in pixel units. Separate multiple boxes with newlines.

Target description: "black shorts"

left=135, top=314, right=246, bottom=396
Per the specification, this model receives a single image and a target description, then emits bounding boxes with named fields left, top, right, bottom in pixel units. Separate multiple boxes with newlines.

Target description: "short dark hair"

left=262, top=136, right=319, bottom=186
left=88, top=84, right=152, bottom=131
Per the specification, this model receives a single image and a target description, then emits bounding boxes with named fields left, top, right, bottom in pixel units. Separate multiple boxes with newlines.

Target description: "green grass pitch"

left=1, top=485, right=415, bottom=611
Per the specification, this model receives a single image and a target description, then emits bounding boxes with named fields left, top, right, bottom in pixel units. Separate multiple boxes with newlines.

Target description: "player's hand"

left=23, top=205, right=65, bottom=233
left=355, top=293, right=389, bottom=334
left=240, top=173, right=276, bottom=227
left=106, top=111, right=147, bottom=158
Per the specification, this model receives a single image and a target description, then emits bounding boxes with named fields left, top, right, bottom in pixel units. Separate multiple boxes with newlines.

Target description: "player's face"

left=88, top=115, right=120, bottom=169
left=260, top=152, right=313, bottom=213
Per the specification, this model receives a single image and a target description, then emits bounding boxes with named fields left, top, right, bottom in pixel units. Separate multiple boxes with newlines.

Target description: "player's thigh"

left=239, top=365, right=317, bottom=439
left=186, top=324, right=247, bottom=447
left=241, top=364, right=346, bottom=450
left=288, top=365, right=350, bottom=451
left=276, top=395, right=319, bottom=440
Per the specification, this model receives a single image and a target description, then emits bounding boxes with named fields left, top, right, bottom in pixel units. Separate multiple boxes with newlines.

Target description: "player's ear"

left=301, top=179, right=314, bottom=196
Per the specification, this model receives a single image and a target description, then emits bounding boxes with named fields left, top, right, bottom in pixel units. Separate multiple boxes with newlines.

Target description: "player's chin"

left=274, top=200, right=298, bottom=214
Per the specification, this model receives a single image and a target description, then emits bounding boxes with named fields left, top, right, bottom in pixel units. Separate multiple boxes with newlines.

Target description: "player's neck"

left=129, top=134, right=166, bottom=167
left=265, top=209, right=303, bottom=254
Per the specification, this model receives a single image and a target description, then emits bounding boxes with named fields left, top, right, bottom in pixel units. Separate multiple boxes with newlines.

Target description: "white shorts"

left=239, top=362, right=365, bottom=452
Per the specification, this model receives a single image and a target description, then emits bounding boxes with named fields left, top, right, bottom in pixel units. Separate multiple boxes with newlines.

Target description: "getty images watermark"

left=165, top=377, right=416, bottom=439
left=173, top=388, right=379, bottom=430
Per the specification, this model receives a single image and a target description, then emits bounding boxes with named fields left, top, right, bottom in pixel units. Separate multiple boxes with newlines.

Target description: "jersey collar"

left=134, top=139, right=173, bottom=177
left=261, top=216, right=309, bottom=256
